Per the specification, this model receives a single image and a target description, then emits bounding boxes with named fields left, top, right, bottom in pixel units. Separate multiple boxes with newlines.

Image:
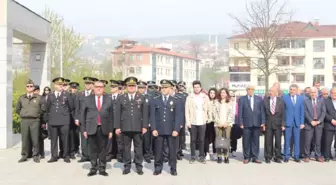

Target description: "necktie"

left=313, top=99, right=317, bottom=119
left=113, top=96, right=116, bottom=100
left=292, top=96, right=296, bottom=105
left=164, top=96, right=167, bottom=105
left=97, top=96, right=101, bottom=125
left=271, top=98, right=276, bottom=115
left=131, top=94, right=134, bottom=101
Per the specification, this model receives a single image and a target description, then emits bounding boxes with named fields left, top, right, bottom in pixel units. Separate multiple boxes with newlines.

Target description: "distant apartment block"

left=228, top=21, right=336, bottom=95
left=111, top=40, right=200, bottom=89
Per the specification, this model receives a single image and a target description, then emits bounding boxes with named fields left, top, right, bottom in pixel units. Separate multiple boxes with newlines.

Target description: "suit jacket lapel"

left=92, top=96, right=98, bottom=111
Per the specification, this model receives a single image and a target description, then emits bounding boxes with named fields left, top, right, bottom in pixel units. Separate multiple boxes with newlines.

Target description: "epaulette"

left=174, top=94, right=182, bottom=99
left=171, top=96, right=178, bottom=99
left=153, top=95, right=161, bottom=99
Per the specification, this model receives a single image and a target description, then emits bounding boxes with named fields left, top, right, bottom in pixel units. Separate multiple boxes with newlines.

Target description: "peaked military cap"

left=99, top=80, right=108, bottom=85
left=83, top=76, right=94, bottom=83
left=110, top=79, right=119, bottom=87
left=160, top=79, right=173, bottom=87
left=137, top=80, right=147, bottom=88
left=124, top=76, right=138, bottom=86
left=177, top=81, right=186, bottom=87
left=52, top=77, right=65, bottom=84
left=69, top=82, right=80, bottom=88
left=170, top=80, right=178, bottom=86
left=34, top=85, right=40, bottom=90
left=147, top=81, right=156, bottom=86
left=118, top=80, right=125, bottom=86
left=64, top=79, right=71, bottom=85
left=26, top=79, right=34, bottom=85
left=91, top=77, right=99, bottom=82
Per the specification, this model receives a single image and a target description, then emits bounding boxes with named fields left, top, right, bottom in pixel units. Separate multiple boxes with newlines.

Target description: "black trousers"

left=122, top=132, right=143, bottom=170
left=80, top=131, right=89, bottom=159
left=190, top=124, right=206, bottom=158
left=154, top=135, right=177, bottom=172
left=323, top=129, right=336, bottom=159
left=264, top=127, right=282, bottom=160
left=69, top=124, right=80, bottom=156
left=50, top=125, right=69, bottom=159
left=88, top=126, right=108, bottom=171
left=230, top=138, right=237, bottom=152
left=163, top=138, right=169, bottom=160
left=204, top=122, right=216, bottom=156
left=242, top=126, right=260, bottom=160
left=143, top=127, right=153, bottom=160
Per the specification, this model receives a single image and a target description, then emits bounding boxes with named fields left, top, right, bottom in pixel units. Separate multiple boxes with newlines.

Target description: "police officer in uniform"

left=151, top=80, right=181, bottom=176
left=138, top=81, right=153, bottom=163
left=176, top=81, right=188, bottom=158
left=106, top=80, right=123, bottom=162
left=45, top=77, right=74, bottom=163
left=76, top=77, right=97, bottom=163
left=69, top=82, right=80, bottom=159
left=115, top=77, right=149, bottom=175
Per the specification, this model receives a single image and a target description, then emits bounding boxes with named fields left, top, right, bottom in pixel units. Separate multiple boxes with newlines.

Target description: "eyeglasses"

left=94, top=86, right=104, bottom=88
left=127, top=85, right=136, bottom=87
left=26, top=85, right=34, bottom=88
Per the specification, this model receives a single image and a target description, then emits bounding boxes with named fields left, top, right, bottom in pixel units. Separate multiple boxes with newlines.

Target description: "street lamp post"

left=60, top=18, right=64, bottom=77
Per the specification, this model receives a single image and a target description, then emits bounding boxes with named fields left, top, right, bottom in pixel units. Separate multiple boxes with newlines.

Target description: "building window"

left=291, top=40, right=305, bottom=48
left=333, top=39, right=336, bottom=48
left=277, top=74, right=289, bottom=83
left=292, top=57, right=304, bottom=66
left=136, top=66, right=142, bottom=74
left=313, top=40, right=325, bottom=52
left=292, top=73, right=305, bottom=83
left=313, top=58, right=325, bottom=69
left=230, top=74, right=250, bottom=82
left=277, top=40, right=290, bottom=48
left=257, top=76, right=265, bottom=86
left=277, top=56, right=290, bottom=66
left=313, top=75, right=325, bottom=86
left=129, top=54, right=135, bottom=61
left=136, top=54, right=142, bottom=61
left=258, top=59, right=265, bottom=67
left=234, top=43, right=239, bottom=49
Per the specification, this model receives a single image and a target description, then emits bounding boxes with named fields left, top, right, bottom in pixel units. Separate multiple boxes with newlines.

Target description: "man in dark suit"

left=45, top=77, right=74, bottom=163
left=69, top=82, right=80, bottom=159
left=238, top=84, right=265, bottom=164
left=283, top=84, right=305, bottom=163
left=76, top=77, right=97, bottom=163
left=263, top=87, right=285, bottom=163
left=82, top=80, right=113, bottom=176
left=114, top=77, right=149, bottom=175
left=323, top=88, right=336, bottom=161
left=303, top=87, right=326, bottom=162
left=106, top=79, right=123, bottom=162
left=151, top=80, right=181, bottom=176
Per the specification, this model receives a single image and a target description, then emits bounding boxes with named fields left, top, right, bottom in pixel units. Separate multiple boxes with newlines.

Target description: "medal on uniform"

left=170, top=101, right=173, bottom=112
left=136, top=98, right=141, bottom=108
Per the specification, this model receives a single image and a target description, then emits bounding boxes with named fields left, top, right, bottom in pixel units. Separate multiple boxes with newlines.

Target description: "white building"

left=228, top=21, right=336, bottom=95
left=112, top=40, right=200, bottom=91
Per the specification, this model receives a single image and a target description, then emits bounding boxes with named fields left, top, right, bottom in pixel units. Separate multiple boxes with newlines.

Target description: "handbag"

left=215, top=137, right=230, bottom=149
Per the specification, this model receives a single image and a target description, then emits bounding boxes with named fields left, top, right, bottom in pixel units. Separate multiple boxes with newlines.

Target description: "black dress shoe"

left=70, top=155, right=76, bottom=160
left=252, top=159, right=262, bottom=164
left=99, top=171, right=108, bottom=176
left=87, top=170, right=97, bottom=177
left=18, top=158, right=27, bottom=163
left=78, top=158, right=89, bottom=163
left=47, top=158, right=58, bottom=163
left=40, top=155, right=45, bottom=159
left=294, top=159, right=301, bottom=163
left=325, top=158, right=330, bottom=162
left=64, top=158, right=71, bottom=163
left=189, top=158, right=196, bottom=164
left=145, top=158, right=151, bottom=163
left=153, top=171, right=161, bottom=175
left=224, top=157, right=229, bottom=164
left=217, top=157, right=222, bottom=164
left=265, top=159, right=271, bottom=163
left=177, top=155, right=182, bottom=160
left=122, top=169, right=130, bottom=175
left=284, top=159, right=289, bottom=163
left=170, top=171, right=177, bottom=176
left=137, top=169, right=144, bottom=175
left=33, top=157, right=40, bottom=163
left=274, top=159, right=282, bottom=163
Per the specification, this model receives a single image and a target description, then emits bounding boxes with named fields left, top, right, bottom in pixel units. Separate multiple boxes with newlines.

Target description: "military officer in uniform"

left=45, top=77, right=74, bottom=163
left=115, top=77, right=149, bottom=175
left=151, top=80, right=181, bottom=176
left=69, top=82, right=80, bottom=159
left=118, top=80, right=125, bottom=94
left=176, top=81, right=188, bottom=156
left=76, top=77, right=97, bottom=163
left=138, top=81, right=153, bottom=163
left=63, top=79, right=71, bottom=92
left=106, top=80, right=123, bottom=162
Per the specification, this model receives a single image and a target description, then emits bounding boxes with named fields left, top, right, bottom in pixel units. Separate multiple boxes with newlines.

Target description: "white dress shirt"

left=249, top=95, right=254, bottom=111
left=95, top=95, right=103, bottom=108
left=85, top=90, right=92, bottom=96
left=128, top=93, right=135, bottom=101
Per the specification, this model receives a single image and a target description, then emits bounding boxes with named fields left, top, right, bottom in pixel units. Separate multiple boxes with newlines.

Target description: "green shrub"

left=12, top=92, right=22, bottom=133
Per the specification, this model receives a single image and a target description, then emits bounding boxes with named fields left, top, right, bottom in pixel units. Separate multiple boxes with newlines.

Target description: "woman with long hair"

left=204, top=88, right=219, bottom=160
left=215, top=88, right=234, bottom=164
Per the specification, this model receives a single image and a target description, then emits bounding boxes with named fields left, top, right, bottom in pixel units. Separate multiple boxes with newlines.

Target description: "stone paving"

left=0, top=134, right=335, bottom=185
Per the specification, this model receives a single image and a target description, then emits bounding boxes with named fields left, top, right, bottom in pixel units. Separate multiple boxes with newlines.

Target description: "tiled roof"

left=112, top=45, right=200, bottom=61
left=229, top=21, right=336, bottom=39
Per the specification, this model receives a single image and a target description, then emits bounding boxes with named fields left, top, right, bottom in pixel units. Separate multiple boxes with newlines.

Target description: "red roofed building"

left=111, top=40, right=200, bottom=89
left=228, top=20, right=336, bottom=95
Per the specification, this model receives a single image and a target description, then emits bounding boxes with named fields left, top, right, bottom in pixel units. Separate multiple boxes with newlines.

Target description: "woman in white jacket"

left=215, top=88, right=234, bottom=164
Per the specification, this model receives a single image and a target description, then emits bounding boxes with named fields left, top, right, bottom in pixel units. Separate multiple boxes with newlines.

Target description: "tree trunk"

left=265, top=74, right=270, bottom=95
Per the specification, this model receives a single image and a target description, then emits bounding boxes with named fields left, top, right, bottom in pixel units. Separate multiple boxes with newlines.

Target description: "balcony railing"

left=229, top=66, right=251, bottom=72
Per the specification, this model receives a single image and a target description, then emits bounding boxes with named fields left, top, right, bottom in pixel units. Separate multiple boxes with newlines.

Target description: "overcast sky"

left=16, top=0, right=336, bottom=37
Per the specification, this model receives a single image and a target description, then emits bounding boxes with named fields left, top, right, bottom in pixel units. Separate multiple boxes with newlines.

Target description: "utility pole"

left=60, top=18, right=64, bottom=77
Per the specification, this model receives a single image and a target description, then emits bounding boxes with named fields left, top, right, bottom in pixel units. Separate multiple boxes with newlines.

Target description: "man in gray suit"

left=303, top=87, right=326, bottom=162
left=82, top=80, right=113, bottom=177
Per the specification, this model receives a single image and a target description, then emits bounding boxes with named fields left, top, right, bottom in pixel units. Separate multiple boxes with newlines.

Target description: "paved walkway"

left=0, top=134, right=335, bottom=185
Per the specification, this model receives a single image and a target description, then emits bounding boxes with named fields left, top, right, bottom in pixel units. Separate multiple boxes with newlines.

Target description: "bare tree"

left=229, top=0, right=293, bottom=92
